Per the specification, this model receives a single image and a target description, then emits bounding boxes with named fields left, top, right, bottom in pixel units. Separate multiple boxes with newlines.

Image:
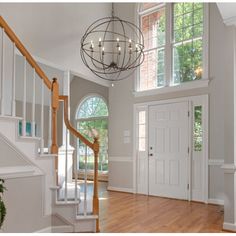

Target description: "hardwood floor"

left=98, top=188, right=224, bottom=233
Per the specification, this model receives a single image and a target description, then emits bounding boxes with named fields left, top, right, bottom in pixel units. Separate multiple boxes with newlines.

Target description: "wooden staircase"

left=0, top=15, right=100, bottom=232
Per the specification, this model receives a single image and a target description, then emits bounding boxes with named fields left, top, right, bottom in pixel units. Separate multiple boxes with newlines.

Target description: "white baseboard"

left=223, top=222, right=236, bottom=232
left=107, top=186, right=133, bottom=193
left=34, top=225, right=73, bottom=233
left=208, top=198, right=224, bottom=205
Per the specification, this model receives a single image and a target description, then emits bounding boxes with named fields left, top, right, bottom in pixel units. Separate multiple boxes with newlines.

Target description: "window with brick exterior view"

left=140, top=5, right=165, bottom=91
left=138, top=3, right=205, bottom=92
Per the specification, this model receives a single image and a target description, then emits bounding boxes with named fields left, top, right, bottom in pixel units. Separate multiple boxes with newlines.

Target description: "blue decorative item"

left=18, top=121, right=36, bottom=136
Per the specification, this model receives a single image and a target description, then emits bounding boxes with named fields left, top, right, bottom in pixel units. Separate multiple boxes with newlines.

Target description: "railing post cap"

left=53, top=78, right=57, bottom=82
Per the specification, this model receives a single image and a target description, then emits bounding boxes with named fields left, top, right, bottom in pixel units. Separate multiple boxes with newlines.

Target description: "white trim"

left=109, top=156, right=132, bottom=162
left=138, top=3, right=166, bottom=16
left=223, top=222, right=236, bottom=232
left=74, top=93, right=108, bottom=121
left=107, top=186, right=133, bottom=193
left=203, top=3, right=209, bottom=80
left=0, top=165, right=43, bottom=179
left=208, top=159, right=224, bottom=166
left=221, top=164, right=236, bottom=174
left=134, top=79, right=209, bottom=97
left=133, top=94, right=209, bottom=202
left=208, top=198, right=224, bottom=206
left=0, top=131, right=38, bottom=166
left=34, top=225, right=74, bottom=233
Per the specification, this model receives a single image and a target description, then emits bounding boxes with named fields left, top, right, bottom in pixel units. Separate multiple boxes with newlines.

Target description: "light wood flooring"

left=98, top=186, right=224, bottom=233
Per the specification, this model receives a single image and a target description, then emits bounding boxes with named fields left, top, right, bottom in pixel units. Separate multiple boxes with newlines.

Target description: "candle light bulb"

left=129, top=39, right=132, bottom=48
left=98, top=38, right=102, bottom=47
left=90, top=40, right=94, bottom=51
left=116, top=38, right=120, bottom=47
left=118, top=46, right=121, bottom=55
left=102, top=47, right=105, bottom=55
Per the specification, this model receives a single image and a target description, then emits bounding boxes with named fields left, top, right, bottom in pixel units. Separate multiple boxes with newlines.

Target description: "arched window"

left=76, top=96, right=108, bottom=173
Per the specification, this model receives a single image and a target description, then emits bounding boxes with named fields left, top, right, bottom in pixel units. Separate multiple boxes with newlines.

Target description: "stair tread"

left=0, top=115, right=22, bottom=121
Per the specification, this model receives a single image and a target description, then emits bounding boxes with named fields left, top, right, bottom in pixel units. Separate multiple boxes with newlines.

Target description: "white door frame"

left=133, top=94, right=209, bottom=203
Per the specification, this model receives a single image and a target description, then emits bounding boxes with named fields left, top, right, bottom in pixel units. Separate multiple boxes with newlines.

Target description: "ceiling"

left=0, top=3, right=111, bottom=84
left=217, top=3, right=236, bottom=26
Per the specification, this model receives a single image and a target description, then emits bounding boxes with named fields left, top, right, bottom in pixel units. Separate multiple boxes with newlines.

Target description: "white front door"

left=148, top=102, right=189, bottom=200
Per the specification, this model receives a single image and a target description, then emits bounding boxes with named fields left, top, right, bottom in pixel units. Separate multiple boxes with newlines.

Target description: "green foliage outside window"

left=173, top=3, right=204, bottom=84
left=77, top=96, right=108, bottom=172
left=194, top=106, right=203, bottom=151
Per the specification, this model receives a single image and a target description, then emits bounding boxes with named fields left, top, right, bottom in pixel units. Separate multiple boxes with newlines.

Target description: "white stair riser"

left=0, top=119, right=38, bottom=157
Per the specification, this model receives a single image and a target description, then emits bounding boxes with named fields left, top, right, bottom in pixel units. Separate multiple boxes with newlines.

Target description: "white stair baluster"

left=22, top=57, right=27, bottom=137
left=1, top=28, right=5, bottom=116
left=11, top=43, right=16, bottom=117
left=48, top=98, right=52, bottom=153
left=84, top=145, right=88, bottom=216
left=31, top=69, right=36, bottom=137
left=65, top=128, right=68, bottom=202
left=40, top=79, right=44, bottom=154
left=74, top=139, right=78, bottom=202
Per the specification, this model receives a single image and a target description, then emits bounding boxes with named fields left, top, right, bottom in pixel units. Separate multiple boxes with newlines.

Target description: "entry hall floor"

left=99, top=188, right=224, bottom=233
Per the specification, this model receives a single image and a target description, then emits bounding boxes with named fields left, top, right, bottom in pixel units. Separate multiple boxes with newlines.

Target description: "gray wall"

left=108, top=3, right=232, bottom=201
left=2, top=176, right=51, bottom=232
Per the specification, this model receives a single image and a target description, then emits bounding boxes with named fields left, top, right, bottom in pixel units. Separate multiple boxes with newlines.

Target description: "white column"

left=31, top=69, right=36, bottom=137
left=11, top=43, right=16, bottom=117
left=58, top=70, right=74, bottom=184
left=1, top=28, right=5, bottom=116
left=40, top=79, right=44, bottom=154
left=62, top=70, right=71, bottom=146
left=22, top=57, right=27, bottom=136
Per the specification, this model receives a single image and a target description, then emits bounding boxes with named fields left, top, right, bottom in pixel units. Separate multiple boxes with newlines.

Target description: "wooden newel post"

left=93, top=137, right=100, bottom=232
left=51, top=78, right=59, bottom=184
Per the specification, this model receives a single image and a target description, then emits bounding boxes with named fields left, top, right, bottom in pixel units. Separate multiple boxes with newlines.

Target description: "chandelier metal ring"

left=80, top=15, right=145, bottom=81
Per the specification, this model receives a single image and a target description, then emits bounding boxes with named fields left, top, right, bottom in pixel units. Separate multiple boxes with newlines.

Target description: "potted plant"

left=0, top=179, right=6, bottom=229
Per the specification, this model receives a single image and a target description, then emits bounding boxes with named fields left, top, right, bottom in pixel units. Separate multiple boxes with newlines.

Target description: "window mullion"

left=165, top=3, right=172, bottom=87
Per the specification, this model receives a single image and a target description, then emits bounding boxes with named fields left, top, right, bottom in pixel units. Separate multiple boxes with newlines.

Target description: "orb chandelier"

left=80, top=4, right=144, bottom=81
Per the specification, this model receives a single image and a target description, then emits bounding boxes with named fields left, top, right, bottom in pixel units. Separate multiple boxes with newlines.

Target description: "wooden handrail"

left=0, top=16, right=52, bottom=90
left=59, top=94, right=100, bottom=232
left=59, top=95, right=95, bottom=150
